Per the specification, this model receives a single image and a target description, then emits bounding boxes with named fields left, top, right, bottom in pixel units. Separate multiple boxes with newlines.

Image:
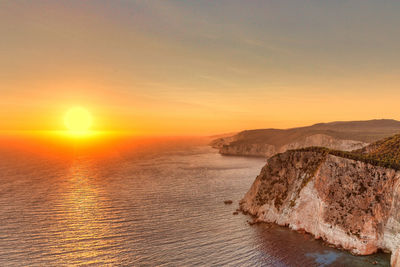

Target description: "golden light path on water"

left=59, top=160, right=108, bottom=263
left=46, top=158, right=114, bottom=265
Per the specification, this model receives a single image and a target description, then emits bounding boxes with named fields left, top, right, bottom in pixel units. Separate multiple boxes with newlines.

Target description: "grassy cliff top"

left=292, top=133, right=400, bottom=171
left=354, top=134, right=400, bottom=159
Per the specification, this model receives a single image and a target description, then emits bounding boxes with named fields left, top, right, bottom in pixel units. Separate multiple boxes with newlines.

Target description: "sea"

left=0, top=136, right=390, bottom=266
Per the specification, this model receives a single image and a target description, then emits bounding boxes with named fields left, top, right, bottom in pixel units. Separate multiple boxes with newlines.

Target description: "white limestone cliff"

left=219, top=134, right=367, bottom=158
left=240, top=150, right=400, bottom=265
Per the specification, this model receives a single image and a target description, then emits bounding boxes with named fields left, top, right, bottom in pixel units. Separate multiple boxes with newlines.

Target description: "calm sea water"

left=0, top=137, right=390, bottom=266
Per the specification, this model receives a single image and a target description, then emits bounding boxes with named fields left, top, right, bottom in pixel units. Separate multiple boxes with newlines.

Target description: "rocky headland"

left=240, top=134, right=400, bottom=266
left=213, top=119, right=400, bottom=158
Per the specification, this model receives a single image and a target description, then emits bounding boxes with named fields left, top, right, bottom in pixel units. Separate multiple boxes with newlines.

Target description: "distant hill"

left=234, top=119, right=400, bottom=145
left=212, top=119, right=400, bottom=157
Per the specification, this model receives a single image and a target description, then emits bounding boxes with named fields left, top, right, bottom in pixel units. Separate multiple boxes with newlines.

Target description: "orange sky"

left=1, top=1, right=400, bottom=135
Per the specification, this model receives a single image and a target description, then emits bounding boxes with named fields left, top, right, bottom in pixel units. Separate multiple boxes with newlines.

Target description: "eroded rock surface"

left=392, top=247, right=400, bottom=267
left=240, top=150, right=400, bottom=264
left=219, top=134, right=367, bottom=158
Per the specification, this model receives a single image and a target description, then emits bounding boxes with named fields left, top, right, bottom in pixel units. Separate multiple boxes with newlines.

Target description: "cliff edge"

left=240, top=141, right=400, bottom=265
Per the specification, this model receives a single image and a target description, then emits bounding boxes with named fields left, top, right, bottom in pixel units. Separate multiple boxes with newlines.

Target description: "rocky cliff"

left=392, top=248, right=400, bottom=266
left=220, top=134, right=367, bottom=157
left=214, top=119, right=400, bottom=158
left=240, top=150, right=400, bottom=265
left=210, top=134, right=237, bottom=149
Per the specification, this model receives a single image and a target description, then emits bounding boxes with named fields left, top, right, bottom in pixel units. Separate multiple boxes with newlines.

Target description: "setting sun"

left=64, top=107, right=92, bottom=134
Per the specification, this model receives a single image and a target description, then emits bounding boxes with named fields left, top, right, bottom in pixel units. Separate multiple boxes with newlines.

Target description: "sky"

left=1, top=0, right=400, bottom=135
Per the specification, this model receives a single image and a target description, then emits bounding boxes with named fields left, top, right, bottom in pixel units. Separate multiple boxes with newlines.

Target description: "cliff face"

left=392, top=248, right=400, bottom=267
left=220, top=134, right=367, bottom=158
left=220, top=142, right=277, bottom=157
left=213, top=119, right=400, bottom=158
left=281, top=134, right=367, bottom=151
left=210, top=135, right=237, bottom=149
left=240, top=150, right=400, bottom=263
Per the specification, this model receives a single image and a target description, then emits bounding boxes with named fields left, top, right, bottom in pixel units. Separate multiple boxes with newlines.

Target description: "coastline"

left=237, top=148, right=400, bottom=265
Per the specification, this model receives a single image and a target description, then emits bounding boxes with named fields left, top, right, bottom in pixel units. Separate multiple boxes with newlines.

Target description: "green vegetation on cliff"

left=292, top=133, right=400, bottom=170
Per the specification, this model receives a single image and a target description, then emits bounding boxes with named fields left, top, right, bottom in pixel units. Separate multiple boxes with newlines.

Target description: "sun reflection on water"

left=49, top=158, right=118, bottom=265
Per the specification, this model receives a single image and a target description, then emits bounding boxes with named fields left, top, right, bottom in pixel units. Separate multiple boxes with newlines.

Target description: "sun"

left=64, top=107, right=93, bottom=134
